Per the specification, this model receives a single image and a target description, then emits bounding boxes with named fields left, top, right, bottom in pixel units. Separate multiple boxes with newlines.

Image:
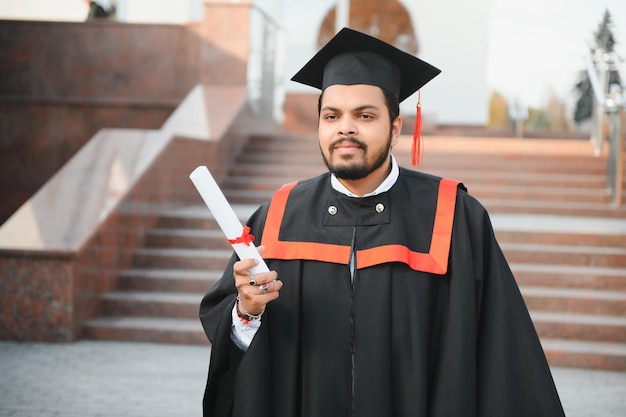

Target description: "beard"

left=322, top=134, right=393, bottom=180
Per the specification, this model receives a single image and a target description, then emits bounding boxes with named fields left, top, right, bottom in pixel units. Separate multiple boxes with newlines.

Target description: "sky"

left=486, top=0, right=626, bottom=109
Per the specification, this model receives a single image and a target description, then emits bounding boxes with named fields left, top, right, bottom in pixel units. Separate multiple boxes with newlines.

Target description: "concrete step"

left=153, top=205, right=258, bottom=230
left=82, top=317, right=208, bottom=345
left=118, top=268, right=221, bottom=292
left=541, top=338, right=626, bottom=371
left=144, top=228, right=230, bottom=249
left=502, top=243, right=626, bottom=268
left=154, top=213, right=219, bottom=230
left=496, top=230, right=626, bottom=247
left=100, top=291, right=203, bottom=319
left=481, top=199, right=626, bottom=218
left=469, top=184, right=611, bottom=204
left=131, top=248, right=232, bottom=269
left=521, top=286, right=626, bottom=316
left=426, top=170, right=608, bottom=189
left=511, top=264, right=626, bottom=291
left=227, top=164, right=327, bottom=179
left=531, top=311, right=626, bottom=343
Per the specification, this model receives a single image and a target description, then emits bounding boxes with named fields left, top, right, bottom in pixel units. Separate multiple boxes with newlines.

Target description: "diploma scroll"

left=189, top=166, right=269, bottom=275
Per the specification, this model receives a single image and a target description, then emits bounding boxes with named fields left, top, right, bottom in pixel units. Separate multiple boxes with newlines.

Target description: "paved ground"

left=0, top=341, right=624, bottom=417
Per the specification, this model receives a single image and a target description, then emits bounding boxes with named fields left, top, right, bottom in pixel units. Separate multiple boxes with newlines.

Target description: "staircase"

left=83, top=133, right=626, bottom=370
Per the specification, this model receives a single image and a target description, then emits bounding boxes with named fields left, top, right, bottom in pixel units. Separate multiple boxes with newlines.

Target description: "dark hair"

left=317, top=87, right=400, bottom=125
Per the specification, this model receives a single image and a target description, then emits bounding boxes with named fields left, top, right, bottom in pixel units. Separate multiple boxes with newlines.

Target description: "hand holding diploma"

left=232, top=245, right=281, bottom=317
left=189, top=166, right=281, bottom=318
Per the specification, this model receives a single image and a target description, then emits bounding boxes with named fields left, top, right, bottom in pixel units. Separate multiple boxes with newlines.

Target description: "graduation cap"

left=291, top=27, right=441, bottom=165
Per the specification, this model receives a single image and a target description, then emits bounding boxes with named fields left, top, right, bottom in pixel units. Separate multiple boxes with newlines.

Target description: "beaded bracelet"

left=236, top=294, right=263, bottom=321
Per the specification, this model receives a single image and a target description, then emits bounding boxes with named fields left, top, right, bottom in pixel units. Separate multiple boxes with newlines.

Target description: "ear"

left=390, top=116, right=402, bottom=147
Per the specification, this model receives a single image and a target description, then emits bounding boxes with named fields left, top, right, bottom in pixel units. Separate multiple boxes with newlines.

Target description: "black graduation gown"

left=199, top=167, right=565, bottom=417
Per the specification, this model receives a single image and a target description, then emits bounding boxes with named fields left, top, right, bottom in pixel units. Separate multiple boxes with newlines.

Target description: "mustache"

left=329, top=137, right=367, bottom=152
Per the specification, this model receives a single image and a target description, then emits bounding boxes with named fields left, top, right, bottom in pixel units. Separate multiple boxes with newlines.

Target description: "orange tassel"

left=412, top=91, right=423, bottom=166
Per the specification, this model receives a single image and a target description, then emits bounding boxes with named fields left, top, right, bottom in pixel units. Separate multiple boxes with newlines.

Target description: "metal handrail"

left=586, top=49, right=624, bottom=208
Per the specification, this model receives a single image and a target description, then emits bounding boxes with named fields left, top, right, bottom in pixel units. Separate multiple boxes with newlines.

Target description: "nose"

left=338, top=118, right=356, bottom=136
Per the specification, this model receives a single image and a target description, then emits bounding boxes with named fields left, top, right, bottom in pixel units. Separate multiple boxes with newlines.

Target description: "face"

left=318, top=84, right=401, bottom=181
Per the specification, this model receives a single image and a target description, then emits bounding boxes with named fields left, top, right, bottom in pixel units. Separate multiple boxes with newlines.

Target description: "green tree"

left=573, top=9, right=622, bottom=123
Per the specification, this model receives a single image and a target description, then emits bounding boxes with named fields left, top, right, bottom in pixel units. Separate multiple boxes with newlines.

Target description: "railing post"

left=587, top=48, right=624, bottom=208
left=612, top=107, right=624, bottom=208
left=588, top=50, right=609, bottom=155
left=605, top=89, right=624, bottom=208
left=606, top=109, right=617, bottom=199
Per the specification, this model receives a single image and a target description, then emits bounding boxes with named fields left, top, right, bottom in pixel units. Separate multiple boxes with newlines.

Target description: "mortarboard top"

left=290, top=27, right=441, bottom=103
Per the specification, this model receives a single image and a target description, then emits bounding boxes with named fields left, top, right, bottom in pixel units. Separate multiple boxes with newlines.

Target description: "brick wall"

left=0, top=2, right=254, bottom=224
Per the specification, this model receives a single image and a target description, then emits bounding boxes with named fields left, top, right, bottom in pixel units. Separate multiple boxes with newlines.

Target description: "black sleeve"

left=463, top=196, right=565, bottom=416
left=198, top=203, right=270, bottom=417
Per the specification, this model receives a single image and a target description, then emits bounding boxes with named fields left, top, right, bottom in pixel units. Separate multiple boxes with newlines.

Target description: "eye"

left=323, top=113, right=338, bottom=120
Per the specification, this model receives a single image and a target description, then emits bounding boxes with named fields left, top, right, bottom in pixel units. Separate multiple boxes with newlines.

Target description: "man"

left=199, top=28, right=565, bottom=417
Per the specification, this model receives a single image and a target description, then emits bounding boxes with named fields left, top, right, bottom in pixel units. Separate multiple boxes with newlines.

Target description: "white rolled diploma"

left=189, top=166, right=269, bottom=275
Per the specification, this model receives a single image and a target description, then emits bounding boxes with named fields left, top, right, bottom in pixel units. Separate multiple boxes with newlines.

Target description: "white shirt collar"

left=330, top=155, right=399, bottom=198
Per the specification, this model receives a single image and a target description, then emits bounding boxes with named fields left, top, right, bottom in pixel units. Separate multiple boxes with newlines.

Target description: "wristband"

left=236, top=294, right=263, bottom=321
